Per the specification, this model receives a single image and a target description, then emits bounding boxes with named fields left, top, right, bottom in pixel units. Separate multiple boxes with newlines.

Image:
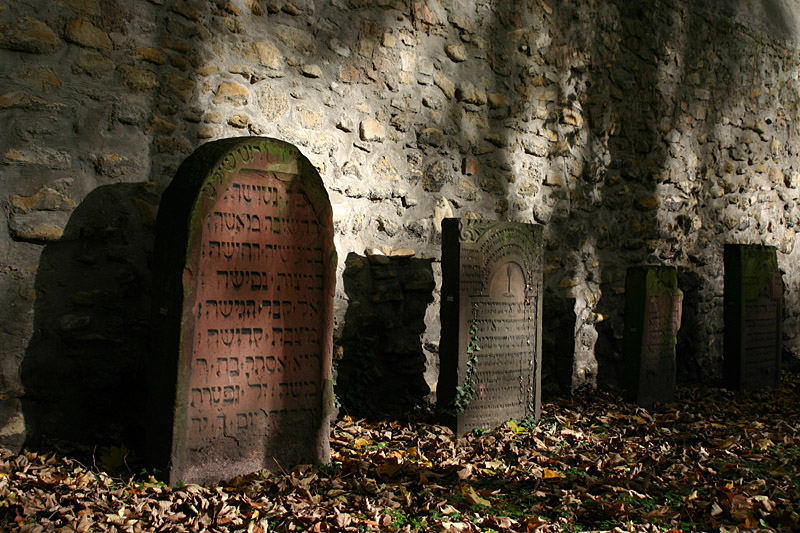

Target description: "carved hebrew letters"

left=439, top=219, right=543, bottom=434
left=186, top=173, right=323, bottom=451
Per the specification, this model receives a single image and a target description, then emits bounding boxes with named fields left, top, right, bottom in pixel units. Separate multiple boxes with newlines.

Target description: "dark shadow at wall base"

left=20, top=183, right=157, bottom=472
left=336, top=252, right=435, bottom=419
left=676, top=271, right=705, bottom=385
left=541, top=294, right=575, bottom=400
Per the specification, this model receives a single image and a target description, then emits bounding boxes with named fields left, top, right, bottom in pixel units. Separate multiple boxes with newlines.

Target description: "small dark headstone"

left=438, top=218, right=543, bottom=434
left=724, top=244, right=782, bottom=390
left=623, top=266, right=682, bottom=408
left=150, top=138, right=336, bottom=485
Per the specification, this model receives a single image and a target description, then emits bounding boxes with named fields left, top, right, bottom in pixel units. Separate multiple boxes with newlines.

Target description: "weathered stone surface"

left=4, top=146, right=71, bottom=168
left=434, top=71, right=455, bottom=99
left=623, top=266, right=682, bottom=408
left=118, top=64, right=158, bottom=91
left=418, top=127, right=446, bottom=147
left=72, top=50, right=115, bottom=76
left=227, top=113, right=250, bottom=128
left=301, top=64, right=322, bottom=78
left=0, top=401, right=25, bottom=453
left=8, top=211, right=71, bottom=241
left=92, top=153, right=137, bottom=178
left=359, top=118, right=385, bottom=142
left=251, top=40, right=283, bottom=70
left=724, top=244, right=782, bottom=390
left=11, top=185, right=75, bottom=212
left=438, top=219, right=543, bottom=434
left=64, top=17, right=112, bottom=53
left=256, top=85, right=289, bottom=119
left=0, top=17, right=59, bottom=53
left=150, top=137, right=336, bottom=486
left=273, top=23, right=315, bottom=55
left=444, top=43, right=467, bottom=62
left=456, top=83, right=486, bottom=105
left=487, top=93, right=510, bottom=109
left=135, top=46, right=167, bottom=65
left=0, top=91, right=63, bottom=111
left=160, top=74, right=196, bottom=104
left=214, top=81, right=249, bottom=105
left=19, top=69, right=62, bottom=92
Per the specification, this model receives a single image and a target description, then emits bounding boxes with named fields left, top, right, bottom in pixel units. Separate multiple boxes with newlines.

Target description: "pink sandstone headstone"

left=149, top=137, right=336, bottom=485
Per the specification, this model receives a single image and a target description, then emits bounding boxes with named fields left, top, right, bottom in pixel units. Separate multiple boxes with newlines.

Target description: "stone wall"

left=2, top=0, right=800, bottom=451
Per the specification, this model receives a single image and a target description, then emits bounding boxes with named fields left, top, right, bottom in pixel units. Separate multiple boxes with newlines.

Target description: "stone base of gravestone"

left=149, top=137, right=336, bottom=486
left=724, top=244, right=782, bottom=391
left=438, top=218, right=543, bottom=434
left=623, top=266, right=682, bottom=409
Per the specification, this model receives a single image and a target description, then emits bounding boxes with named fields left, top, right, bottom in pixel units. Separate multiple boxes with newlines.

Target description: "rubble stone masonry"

left=2, top=0, right=800, bottom=450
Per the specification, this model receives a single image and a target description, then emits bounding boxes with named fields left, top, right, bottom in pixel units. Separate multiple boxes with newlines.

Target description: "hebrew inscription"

left=623, top=267, right=682, bottom=408
left=187, top=177, right=323, bottom=452
left=724, top=244, right=782, bottom=390
left=438, top=219, right=543, bottom=434
left=151, top=138, right=335, bottom=486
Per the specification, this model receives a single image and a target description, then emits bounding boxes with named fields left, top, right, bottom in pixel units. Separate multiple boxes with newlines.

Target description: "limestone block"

left=64, top=17, right=112, bottom=53
left=251, top=40, right=283, bottom=70
left=444, top=43, right=467, bottom=62
left=456, top=82, right=486, bottom=105
left=8, top=211, right=71, bottom=241
left=359, top=118, right=385, bottom=142
left=0, top=16, right=59, bottom=53
left=118, top=64, right=158, bottom=91
left=0, top=92, right=63, bottom=112
left=4, top=147, right=71, bottom=169
left=73, top=51, right=115, bottom=77
left=214, top=81, right=249, bottom=105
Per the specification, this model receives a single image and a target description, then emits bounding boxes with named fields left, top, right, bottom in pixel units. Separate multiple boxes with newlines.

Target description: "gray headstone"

left=623, top=266, right=682, bottom=408
left=149, top=137, right=336, bottom=485
left=438, top=218, right=543, bottom=434
left=724, top=244, right=782, bottom=390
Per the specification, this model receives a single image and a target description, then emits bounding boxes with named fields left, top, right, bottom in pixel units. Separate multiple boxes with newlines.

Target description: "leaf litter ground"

left=2, top=373, right=799, bottom=532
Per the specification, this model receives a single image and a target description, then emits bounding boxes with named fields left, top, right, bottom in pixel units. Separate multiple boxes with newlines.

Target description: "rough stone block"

left=0, top=17, right=59, bottom=54
left=64, top=17, right=112, bottom=53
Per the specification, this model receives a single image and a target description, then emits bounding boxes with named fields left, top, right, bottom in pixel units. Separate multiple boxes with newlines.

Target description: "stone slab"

left=437, top=218, right=543, bottom=434
left=724, top=244, right=782, bottom=390
left=623, top=266, right=682, bottom=408
left=149, top=137, right=336, bottom=485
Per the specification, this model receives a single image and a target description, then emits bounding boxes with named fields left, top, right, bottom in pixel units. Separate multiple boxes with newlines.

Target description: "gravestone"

left=438, top=218, right=543, bottom=434
left=724, top=244, right=782, bottom=390
left=623, top=266, right=683, bottom=408
left=149, top=137, right=336, bottom=485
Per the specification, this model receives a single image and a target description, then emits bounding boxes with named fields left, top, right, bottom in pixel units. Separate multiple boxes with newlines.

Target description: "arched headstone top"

left=150, top=137, right=335, bottom=486
left=158, top=137, right=331, bottom=256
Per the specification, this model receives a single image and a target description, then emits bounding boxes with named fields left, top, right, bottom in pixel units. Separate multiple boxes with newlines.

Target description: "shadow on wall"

left=541, top=294, right=575, bottom=399
left=20, top=183, right=157, bottom=465
left=336, top=252, right=435, bottom=419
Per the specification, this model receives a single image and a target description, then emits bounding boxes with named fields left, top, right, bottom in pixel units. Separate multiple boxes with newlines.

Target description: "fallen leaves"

left=2, top=373, right=800, bottom=531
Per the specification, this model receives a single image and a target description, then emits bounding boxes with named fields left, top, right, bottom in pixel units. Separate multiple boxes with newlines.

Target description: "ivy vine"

left=449, top=303, right=481, bottom=414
